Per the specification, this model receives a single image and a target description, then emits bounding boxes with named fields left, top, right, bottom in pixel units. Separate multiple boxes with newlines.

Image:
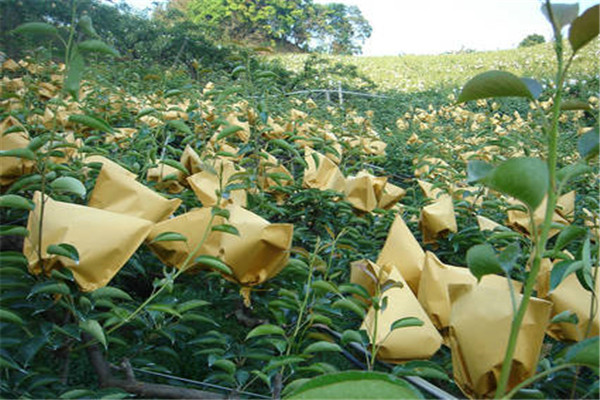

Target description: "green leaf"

left=47, top=243, right=79, bottom=263
left=498, top=242, right=521, bottom=273
left=303, top=341, right=342, bottom=354
left=311, top=280, right=339, bottom=294
left=164, top=89, right=183, bottom=98
left=27, top=135, right=50, bottom=152
left=521, top=78, right=543, bottom=99
left=557, top=163, right=593, bottom=185
left=0, top=308, right=24, bottom=325
left=286, top=371, right=424, bottom=399
left=13, top=22, right=58, bottom=38
left=550, top=260, right=583, bottom=291
left=65, top=51, right=85, bottom=100
left=50, top=177, right=86, bottom=198
left=458, top=70, right=536, bottom=103
left=150, top=231, right=187, bottom=243
left=569, top=5, right=600, bottom=52
left=77, top=40, right=120, bottom=57
left=217, top=125, right=244, bottom=141
left=551, top=310, right=579, bottom=325
left=90, top=286, right=133, bottom=302
left=393, top=360, right=450, bottom=381
left=466, top=243, right=503, bottom=281
left=211, top=224, right=240, bottom=236
left=578, top=127, right=599, bottom=160
left=560, top=100, right=592, bottom=111
left=147, top=304, right=182, bottom=318
left=0, top=251, right=29, bottom=268
left=30, top=281, right=70, bottom=297
left=341, top=330, right=364, bottom=346
left=0, top=226, right=29, bottom=237
left=390, top=317, right=424, bottom=331
left=167, top=120, right=192, bottom=136
left=563, top=336, right=599, bottom=368
left=78, top=15, right=98, bottom=38
left=80, top=319, right=107, bottom=349
left=467, top=160, right=493, bottom=183
left=0, top=194, right=35, bottom=210
left=68, top=114, right=113, bottom=133
left=541, top=3, right=579, bottom=30
left=0, top=148, right=36, bottom=160
left=211, top=359, right=236, bottom=375
left=332, top=298, right=366, bottom=318
left=211, top=207, right=230, bottom=219
left=137, top=107, right=156, bottom=118
left=194, top=255, right=232, bottom=275
left=487, top=158, right=549, bottom=210
left=177, top=299, right=210, bottom=313
left=554, top=226, right=587, bottom=251
left=246, top=324, right=286, bottom=340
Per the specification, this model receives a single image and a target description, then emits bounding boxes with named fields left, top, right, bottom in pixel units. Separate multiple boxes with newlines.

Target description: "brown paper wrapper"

left=302, top=147, right=345, bottom=192
left=546, top=272, right=599, bottom=341
left=0, top=127, right=34, bottom=186
left=376, top=214, right=425, bottom=294
left=476, top=215, right=503, bottom=232
left=419, top=195, right=458, bottom=244
left=181, top=145, right=203, bottom=175
left=84, top=155, right=137, bottom=179
left=352, top=260, right=442, bottom=362
left=146, top=162, right=186, bottom=194
left=187, top=158, right=247, bottom=207
left=507, top=192, right=573, bottom=238
left=449, top=284, right=552, bottom=398
left=418, top=251, right=522, bottom=334
left=344, top=171, right=387, bottom=213
left=89, top=164, right=181, bottom=223
left=23, top=192, right=153, bottom=291
left=148, top=205, right=293, bottom=287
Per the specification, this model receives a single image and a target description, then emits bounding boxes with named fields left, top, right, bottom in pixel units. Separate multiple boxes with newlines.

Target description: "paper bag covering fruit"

left=351, top=260, right=442, bottom=362
left=84, top=155, right=137, bottom=179
left=302, top=147, right=346, bottom=192
left=377, top=182, right=406, bottom=210
left=476, top=215, right=503, bottom=232
left=376, top=214, right=425, bottom=294
left=344, top=170, right=387, bottom=213
left=448, top=284, right=552, bottom=399
left=23, top=192, right=153, bottom=291
left=181, top=145, right=203, bottom=175
left=147, top=205, right=293, bottom=287
left=187, top=158, right=247, bottom=207
left=146, top=162, right=186, bottom=194
left=419, top=195, right=457, bottom=244
left=507, top=191, right=574, bottom=238
left=546, top=271, right=599, bottom=342
left=0, top=117, right=35, bottom=185
left=88, top=164, right=181, bottom=223
left=418, top=251, right=522, bottom=334
left=257, top=152, right=294, bottom=193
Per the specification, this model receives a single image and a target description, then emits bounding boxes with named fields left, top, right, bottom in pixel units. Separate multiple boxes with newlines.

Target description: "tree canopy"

left=165, top=0, right=372, bottom=55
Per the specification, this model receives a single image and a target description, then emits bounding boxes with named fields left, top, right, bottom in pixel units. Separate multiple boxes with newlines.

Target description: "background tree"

left=518, top=33, right=545, bottom=47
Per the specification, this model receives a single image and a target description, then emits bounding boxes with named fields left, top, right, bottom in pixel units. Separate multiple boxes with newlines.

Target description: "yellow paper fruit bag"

left=187, top=158, right=247, bottom=207
left=23, top=192, right=153, bottom=291
left=88, top=165, right=181, bottom=223
left=344, top=171, right=387, bottom=213
left=377, top=213, right=425, bottom=294
left=419, top=195, right=457, bottom=244
left=449, top=284, right=552, bottom=398
left=0, top=121, right=34, bottom=185
left=302, top=147, right=345, bottom=192
left=148, top=205, right=293, bottom=287
left=352, top=260, right=442, bottom=362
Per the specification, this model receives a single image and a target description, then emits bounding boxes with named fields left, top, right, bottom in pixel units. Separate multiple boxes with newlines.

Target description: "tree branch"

left=83, top=334, right=224, bottom=399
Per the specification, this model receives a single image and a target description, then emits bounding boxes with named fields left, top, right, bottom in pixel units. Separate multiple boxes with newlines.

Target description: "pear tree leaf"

left=466, top=243, right=503, bottom=281
left=569, top=4, right=599, bottom=52
left=458, top=70, right=536, bottom=103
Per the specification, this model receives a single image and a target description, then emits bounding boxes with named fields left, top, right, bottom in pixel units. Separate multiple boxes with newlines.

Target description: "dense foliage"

left=519, top=33, right=546, bottom=48
left=0, top=1, right=598, bottom=399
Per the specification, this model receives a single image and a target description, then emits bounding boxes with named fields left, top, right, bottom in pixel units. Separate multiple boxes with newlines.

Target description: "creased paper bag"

left=377, top=213, right=425, bottom=294
left=257, top=152, right=294, bottom=193
left=84, top=155, right=137, bottom=179
left=302, top=147, right=346, bottom=192
left=146, top=162, right=185, bottom=194
left=148, top=205, right=293, bottom=287
left=88, top=165, right=181, bottom=223
left=352, top=260, right=442, bottom=362
left=449, top=284, right=552, bottom=399
left=507, top=192, right=574, bottom=238
left=419, top=195, right=457, bottom=244
left=344, top=171, right=387, bottom=212
left=418, top=251, right=522, bottom=334
left=546, top=272, right=599, bottom=342
left=181, top=145, right=203, bottom=175
left=0, top=126, right=34, bottom=185
left=187, top=158, right=247, bottom=207
left=377, top=182, right=406, bottom=210
left=23, top=192, right=153, bottom=291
